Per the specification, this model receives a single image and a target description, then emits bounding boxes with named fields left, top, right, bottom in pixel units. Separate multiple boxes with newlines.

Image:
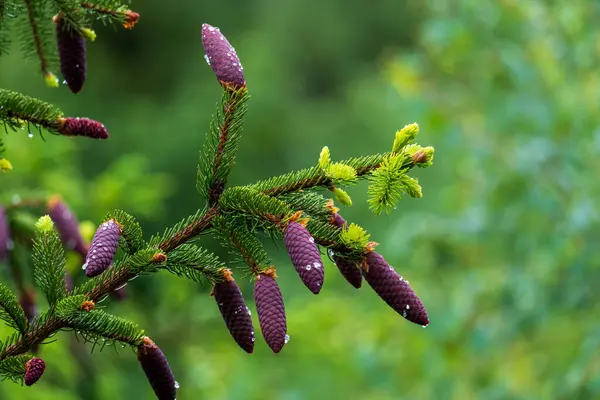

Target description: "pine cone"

left=332, top=255, right=362, bottom=289
left=213, top=274, right=255, bottom=353
left=201, top=23, right=245, bottom=89
left=284, top=222, right=324, bottom=294
left=137, top=337, right=177, bottom=400
left=254, top=270, right=287, bottom=353
left=0, top=206, right=10, bottom=261
left=55, top=17, right=86, bottom=93
left=18, top=288, right=37, bottom=323
left=57, top=117, right=108, bottom=139
left=47, top=196, right=88, bottom=257
left=363, top=251, right=429, bottom=326
left=24, top=358, right=45, bottom=386
left=84, top=219, right=121, bottom=278
left=329, top=212, right=346, bottom=229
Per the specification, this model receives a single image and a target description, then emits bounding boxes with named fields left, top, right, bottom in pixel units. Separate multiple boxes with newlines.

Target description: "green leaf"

left=104, top=209, right=144, bottom=254
left=0, top=283, right=27, bottom=333
left=32, top=216, right=67, bottom=307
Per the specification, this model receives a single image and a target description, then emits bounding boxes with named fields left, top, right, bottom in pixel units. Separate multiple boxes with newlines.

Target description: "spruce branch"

left=80, top=1, right=139, bottom=29
left=213, top=216, right=270, bottom=275
left=22, top=0, right=58, bottom=85
left=104, top=209, right=144, bottom=254
left=163, top=244, right=223, bottom=285
left=198, top=88, right=249, bottom=205
left=32, top=216, right=67, bottom=307
left=0, top=89, right=63, bottom=132
left=0, top=283, right=28, bottom=333
left=0, top=354, right=31, bottom=383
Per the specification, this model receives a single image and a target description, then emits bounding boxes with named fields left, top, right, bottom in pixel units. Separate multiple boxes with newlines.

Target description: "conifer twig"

left=23, top=0, right=53, bottom=82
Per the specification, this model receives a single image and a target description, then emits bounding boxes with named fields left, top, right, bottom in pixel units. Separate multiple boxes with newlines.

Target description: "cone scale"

left=363, top=251, right=429, bottom=326
left=284, top=221, right=324, bottom=294
left=254, top=270, right=287, bottom=353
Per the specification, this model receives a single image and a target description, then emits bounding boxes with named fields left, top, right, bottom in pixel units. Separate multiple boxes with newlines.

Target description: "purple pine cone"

left=284, top=221, right=324, bottom=294
left=213, top=272, right=255, bottom=353
left=363, top=251, right=429, bottom=326
left=24, top=358, right=45, bottom=386
left=47, top=196, right=88, bottom=258
left=57, top=117, right=109, bottom=139
left=0, top=206, right=10, bottom=261
left=332, top=255, right=362, bottom=289
left=137, top=337, right=177, bottom=400
left=254, top=270, right=287, bottom=353
left=84, top=219, right=121, bottom=278
left=329, top=212, right=346, bottom=229
left=19, top=288, right=37, bottom=323
left=201, top=23, right=245, bottom=89
left=55, top=16, right=86, bottom=93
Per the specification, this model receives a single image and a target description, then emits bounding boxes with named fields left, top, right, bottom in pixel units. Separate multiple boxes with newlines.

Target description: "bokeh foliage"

left=1, top=0, right=599, bottom=399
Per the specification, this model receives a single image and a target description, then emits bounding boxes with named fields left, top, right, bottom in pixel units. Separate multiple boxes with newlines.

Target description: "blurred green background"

left=2, top=0, right=600, bottom=398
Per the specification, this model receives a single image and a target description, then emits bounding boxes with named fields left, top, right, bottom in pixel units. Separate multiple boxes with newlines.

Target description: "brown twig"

left=23, top=0, right=51, bottom=78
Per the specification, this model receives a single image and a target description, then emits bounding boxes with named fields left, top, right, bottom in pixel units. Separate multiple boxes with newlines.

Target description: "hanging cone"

left=137, top=337, right=177, bottom=400
left=254, top=269, right=287, bottom=353
left=283, top=221, right=324, bottom=294
left=363, top=251, right=429, bottom=326
left=84, top=219, right=121, bottom=277
left=213, top=270, right=255, bottom=353
left=0, top=206, right=10, bottom=261
left=47, top=195, right=88, bottom=257
left=332, top=255, right=362, bottom=289
left=24, top=358, right=46, bottom=386
left=55, top=16, right=86, bottom=93
left=201, top=23, right=245, bottom=89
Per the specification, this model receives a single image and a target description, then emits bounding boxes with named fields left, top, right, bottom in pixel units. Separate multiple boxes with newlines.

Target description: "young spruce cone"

left=0, top=206, right=10, bottom=261
left=201, top=23, right=245, bottom=89
left=137, top=337, right=177, bottom=400
left=213, top=270, right=255, bottom=353
left=84, top=219, right=121, bottom=278
left=57, top=117, right=109, bottom=139
left=47, top=196, right=88, bottom=257
left=254, top=269, right=287, bottom=353
left=284, top=221, right=324, bottom=294
left=363, top=251, right=429, bottom=326
left=55, top=16, right=86, bottom=93
left=328, top=212, right=363, bottom=288
left=24, top=358, right=45, bottom=386
left=332, top=255, right=362, bottom=289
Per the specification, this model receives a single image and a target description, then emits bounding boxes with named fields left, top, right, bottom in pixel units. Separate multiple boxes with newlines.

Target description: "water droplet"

left=174, top=381, right=180, bottom=389
left=28, top=133, right=33, bottom=138
left=389, top=266, right=395, bottom=271
left=246, top=306, right=251, bottom=316
left=82, top=263, right=87, bottom=270
left=327, top=249, right=334, bottom=257
left=92, top=255, right=96, bottom=259
left=305, top=265, right=312, bottom=271
left=406, top=305, right=410, bottom=310
left=208, top=26, right=215, bottom=32
left=251, top=337, right=255, bottom=342
left=284, top=334, right=290, bottom=344
left=402, top=310, right=407, bottom=318
left=309, top=237, right=315, bottom=243
left=313, top=262, right=321, bottom=269
left=204, top=54, right=211, bottom=66
left=62, top=80, right=67, bottom=85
